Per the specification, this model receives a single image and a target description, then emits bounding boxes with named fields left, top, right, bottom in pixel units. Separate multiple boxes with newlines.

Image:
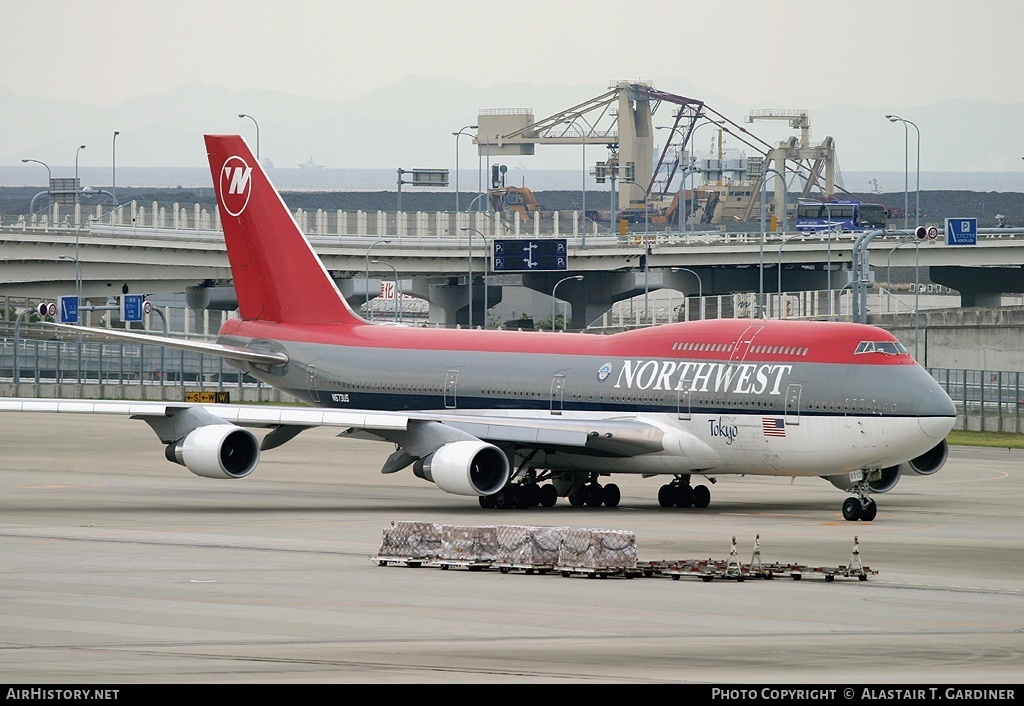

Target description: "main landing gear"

left=658, top=475, right=712, bottom=509
left=567, top=479, right=621, bottom=508
left=478, top=474, right=620, bottom=509
left=478, top=482, right=559, bottom=510
left=841, top=496, right=877, bottom=522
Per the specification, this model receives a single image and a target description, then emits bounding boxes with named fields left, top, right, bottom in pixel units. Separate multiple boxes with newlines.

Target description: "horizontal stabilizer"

left=44, top=322, right=288, bottom=366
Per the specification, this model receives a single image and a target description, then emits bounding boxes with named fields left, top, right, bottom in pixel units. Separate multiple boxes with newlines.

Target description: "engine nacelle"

left=899, top=439, right=948, bottom=476
left=824, top=439, right=948, bottom=493
left=412, top=440, right=510, bottom=496
left=825, top=465, right=901, bottom=493
left=166, top=424, right=260, bottom=479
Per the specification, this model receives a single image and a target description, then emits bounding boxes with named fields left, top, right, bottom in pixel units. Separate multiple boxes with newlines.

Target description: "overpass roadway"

left=2, top=222, right=1022, bottom=326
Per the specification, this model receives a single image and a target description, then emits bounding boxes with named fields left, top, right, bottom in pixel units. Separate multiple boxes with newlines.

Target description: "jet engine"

left=825, top=439, right=948, bottom=493
left=899, top=439, right=947, bottom=476
left=165, top=424, right=260, bottom=479
left=412, top=440, right=510, bottom=496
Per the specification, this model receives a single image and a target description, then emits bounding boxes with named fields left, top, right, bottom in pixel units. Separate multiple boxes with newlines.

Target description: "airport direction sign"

left=59, top=295, right=79, bottom=324
left=493, top=239, right=568, bottom=272
left=945, top=217, right=977, bottom=246
left=121, top=294, right=146, bottom=322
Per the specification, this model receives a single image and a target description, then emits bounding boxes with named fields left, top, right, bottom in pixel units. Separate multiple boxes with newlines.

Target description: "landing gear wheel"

left=859, top=499, right=877, bottom=522
left=603, top=483, right=621, bottom=508
left=842, top=497, right=862, bottom=521
left=675, top=485, right=693, bottom=508
left=691, top=484, right=711, bottom=509
left=520, top=483, right=541, bottom=508
left=493, top=488, right=514, bottom=510
left=658, top=484, right=677, bottom=508
left=585, top=483, right=605, bottom=507
left=539, top=484, right=558, bottom=508
left=513, top=488, right=532, bottom=509
left=569, top=489, right=586, bottom=506
left=479, top=494, right=496, bottom=509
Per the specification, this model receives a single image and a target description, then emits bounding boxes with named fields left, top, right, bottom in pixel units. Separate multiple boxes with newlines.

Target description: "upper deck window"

left=855, top=341, right=907, bottom=356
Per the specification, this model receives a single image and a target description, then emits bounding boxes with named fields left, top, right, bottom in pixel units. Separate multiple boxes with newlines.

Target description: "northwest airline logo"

left=218, top=156, right=253, bottom=217
left=606, top=359, right=794, bottom=396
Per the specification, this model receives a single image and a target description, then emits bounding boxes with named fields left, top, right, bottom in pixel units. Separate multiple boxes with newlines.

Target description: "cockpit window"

left=855, top=341, right=907, bottom=356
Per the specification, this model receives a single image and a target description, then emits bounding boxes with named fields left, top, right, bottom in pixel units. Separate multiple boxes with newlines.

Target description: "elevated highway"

left=2, top=208, right=1023, bottom=327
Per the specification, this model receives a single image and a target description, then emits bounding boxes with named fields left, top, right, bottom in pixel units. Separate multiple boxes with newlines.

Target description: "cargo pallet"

left=371, top=535, right=877, bottom=582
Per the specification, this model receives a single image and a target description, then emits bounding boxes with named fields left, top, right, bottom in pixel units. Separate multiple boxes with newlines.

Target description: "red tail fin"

left=204, top=134, right=360, bottom=324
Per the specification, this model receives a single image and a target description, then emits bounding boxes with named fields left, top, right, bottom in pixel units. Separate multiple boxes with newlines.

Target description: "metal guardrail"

left=929, top=367, right=1024, bottom=433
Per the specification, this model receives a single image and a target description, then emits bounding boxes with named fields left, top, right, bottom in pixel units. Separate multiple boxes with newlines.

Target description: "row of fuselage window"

left=670, top=342, right=811, bottom=357
left=317, top=378, right=900, bottom=414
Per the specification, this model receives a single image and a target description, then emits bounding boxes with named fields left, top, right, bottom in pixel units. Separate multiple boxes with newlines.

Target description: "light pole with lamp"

left=885, top=238, right=914, bottom=313
left=886, top=115, right=920, bottom=231
left=461, top=227, right=489, bottom=328
left=21, top=158, right=51, bottom=183
left=74, top=144, right=86, bottom=212
left=758, top=166, right=790, bottom=317
left=475, top=127, right=491, bottom=213
left=22, top=159, right=52, bottom=214
left=364, top=238, right=391, bottom=322
left=671, top=267, right=702, bottom=320
left=371, top=260, right=401, bottom=323
left=776, top=231, right=806, bottom=317
left=799, top=199, right=835, bottom=317
left=619, top=177, right=652, bottom=324
left=883, top=232, right=924, bottom=358
left=564, top=119, right=588, bottom=248
left=551, top=275, right=584, bottom=331
left=238, top=114, right=259, bottom=161
left=112, top=131, right=120, bottom=205
left=452, top=124, right=477, bottom=218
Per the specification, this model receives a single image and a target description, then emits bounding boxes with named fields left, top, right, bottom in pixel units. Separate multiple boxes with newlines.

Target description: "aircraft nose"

left=918, top=388, right=957, bottom=438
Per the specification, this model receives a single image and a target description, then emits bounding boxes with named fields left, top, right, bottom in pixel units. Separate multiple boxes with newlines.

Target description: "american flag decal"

left=762, top=417, right=786, bottom=437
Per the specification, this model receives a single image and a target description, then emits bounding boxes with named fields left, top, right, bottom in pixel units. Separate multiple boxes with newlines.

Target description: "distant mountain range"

left=1, top=77, right=1022, bottom=175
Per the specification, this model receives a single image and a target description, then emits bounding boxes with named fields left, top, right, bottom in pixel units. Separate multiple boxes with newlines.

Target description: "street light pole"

left=364, top=238, right=390, bottom=322
left=565, top=119, right=588, bottom=248
left=452, top=125, right=478, bottom=219
left=462, top=227, right=489, bottom=328
left=776, top=232, right=806, bottom=316
left=886, top=114, right=912, bottom=230
left=239, top=114, right=260, bottom=161
left=887, top=115, right=921, bottom=231
left=619, top=177, right=651, bottom=323
left=74, top=144, right=86, bottom=212
left=112, top=131, right=120, bottom=205
left=671, top=267, right=703, bottom=320
left=551, top=275, right=584, bottom=331
left=371, top=260, right=401, bottom=323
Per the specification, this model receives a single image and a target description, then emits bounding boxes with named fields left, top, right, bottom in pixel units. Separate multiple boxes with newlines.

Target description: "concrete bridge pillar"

left=522, top=271, right=664, bottom=330
left=406, top=278, right=503, bottom=328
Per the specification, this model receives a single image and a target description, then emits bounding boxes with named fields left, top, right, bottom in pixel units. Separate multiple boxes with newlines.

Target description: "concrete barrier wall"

left=870, top=306, right=1024, bottom=371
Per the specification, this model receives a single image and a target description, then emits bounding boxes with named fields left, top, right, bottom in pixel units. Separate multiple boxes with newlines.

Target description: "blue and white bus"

left=795, top=200, right=888, bottom=233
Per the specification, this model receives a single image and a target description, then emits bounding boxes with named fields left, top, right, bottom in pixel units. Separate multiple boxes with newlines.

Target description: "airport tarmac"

left=0, top=412, right=1021, bottom=684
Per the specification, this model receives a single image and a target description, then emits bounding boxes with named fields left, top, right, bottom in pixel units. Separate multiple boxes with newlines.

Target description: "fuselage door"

left=307, top=363, right=321, bottom=403
left=676, top=386, right=691, bottom=420
left=729, top=324, right=765, bottom=363
left=550, top=374, right=566, bottom=415
left=444, top=369, right=459, bottom=409
left=785, top=383, right=802, bottom=425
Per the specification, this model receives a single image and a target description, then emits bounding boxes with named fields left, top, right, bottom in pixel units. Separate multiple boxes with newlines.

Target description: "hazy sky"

left=4, top=0, right=1022, bottom=109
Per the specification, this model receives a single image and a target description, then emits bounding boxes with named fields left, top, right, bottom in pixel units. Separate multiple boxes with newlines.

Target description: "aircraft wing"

left=43, top=322, right=288, bottom=366
left=0, top=398, right=666, bottom=457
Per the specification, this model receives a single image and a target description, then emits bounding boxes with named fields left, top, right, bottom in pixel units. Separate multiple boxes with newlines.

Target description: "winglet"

left=204, top=134, right=361, bottom=325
